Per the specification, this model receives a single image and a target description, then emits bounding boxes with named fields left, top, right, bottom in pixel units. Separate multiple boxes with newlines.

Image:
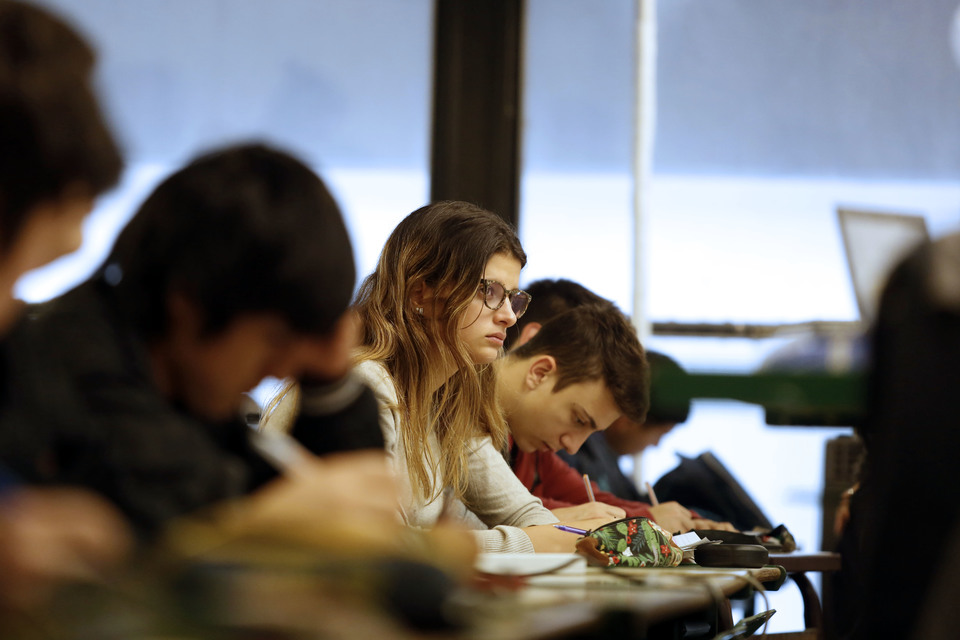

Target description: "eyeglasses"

left=479, top=279, right=532, bottom=318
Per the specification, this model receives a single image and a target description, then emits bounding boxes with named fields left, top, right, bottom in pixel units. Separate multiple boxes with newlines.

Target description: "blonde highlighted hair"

left=353, top=201, right=526, bottom=504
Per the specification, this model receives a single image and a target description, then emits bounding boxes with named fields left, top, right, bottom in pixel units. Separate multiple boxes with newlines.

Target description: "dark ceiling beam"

left=430, top=0, right=523, bottom=227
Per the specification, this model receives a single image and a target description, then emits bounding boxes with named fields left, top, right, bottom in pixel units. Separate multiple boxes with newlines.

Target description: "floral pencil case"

left=575, top=516, right=684, bottom=568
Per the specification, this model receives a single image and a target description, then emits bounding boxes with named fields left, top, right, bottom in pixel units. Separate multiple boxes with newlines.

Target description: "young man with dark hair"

left=501, top=304, right=649, bottom=456
left=500, top=305, right=715, bottom=533
left=500, top=279, right=734, bottom=533
left=0, top=143, right=397, bottom=536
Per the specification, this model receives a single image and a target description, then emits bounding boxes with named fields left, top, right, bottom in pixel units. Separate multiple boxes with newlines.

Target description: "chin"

left=470, top=348, right=500, bottom=365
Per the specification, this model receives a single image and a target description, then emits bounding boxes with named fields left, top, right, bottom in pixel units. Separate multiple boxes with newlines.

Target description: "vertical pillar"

left=632, top=0, right=657, bottom=341
left=431, top=0, right=523, bottom=226
left=632, top=0, right=658, bottom=490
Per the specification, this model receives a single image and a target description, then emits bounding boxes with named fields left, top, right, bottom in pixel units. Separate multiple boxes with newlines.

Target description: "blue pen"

left=554, top=524, right=589, bottom=535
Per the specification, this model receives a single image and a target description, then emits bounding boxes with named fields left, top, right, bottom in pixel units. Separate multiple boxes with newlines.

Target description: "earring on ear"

left=416, top=307, right=424, bottom=315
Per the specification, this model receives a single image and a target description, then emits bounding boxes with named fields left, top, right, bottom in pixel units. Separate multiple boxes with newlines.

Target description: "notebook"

left=836, top=207, right=930, bottom=325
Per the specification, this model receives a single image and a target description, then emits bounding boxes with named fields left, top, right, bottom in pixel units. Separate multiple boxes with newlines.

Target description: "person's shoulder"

left=15, top=281, right=123, bottom=362
left=352, top=360, right=395, bottom=396
left=5, top=282, right=133, bottom=393
left=466, top=435, right=496, bottom=449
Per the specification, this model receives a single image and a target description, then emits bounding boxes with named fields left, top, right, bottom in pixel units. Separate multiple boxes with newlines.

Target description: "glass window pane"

left=520, top=0, right=636, bottom=310
left=17, top=0, right=433, bottom=300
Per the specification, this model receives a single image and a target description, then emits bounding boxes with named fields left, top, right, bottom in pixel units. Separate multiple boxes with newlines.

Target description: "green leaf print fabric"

left=575, top=516, right=683, bottom=568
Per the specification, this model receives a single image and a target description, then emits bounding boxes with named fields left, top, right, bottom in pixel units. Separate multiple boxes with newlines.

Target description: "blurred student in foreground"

left=0, top=0, right=131, bottom=610
left=0, top=143, right=399, bottom=545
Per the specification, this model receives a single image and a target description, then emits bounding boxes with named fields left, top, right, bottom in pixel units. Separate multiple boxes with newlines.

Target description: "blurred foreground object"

left=1, top=496, right=478, bottom=639
left=842, top=232, right=960, bottom=639
left=0, top=487, right=131, bottom=612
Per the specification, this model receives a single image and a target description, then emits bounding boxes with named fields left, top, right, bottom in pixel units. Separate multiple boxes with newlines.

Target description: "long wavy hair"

left=353, top=201, right=526, bottom=504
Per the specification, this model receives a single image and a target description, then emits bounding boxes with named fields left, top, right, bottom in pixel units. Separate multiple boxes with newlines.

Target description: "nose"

left=559, top=431, right=592, bottom=455
left=494, top=301, right=518, bottom=327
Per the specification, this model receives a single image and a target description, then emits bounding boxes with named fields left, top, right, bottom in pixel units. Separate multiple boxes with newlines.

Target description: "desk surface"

left=8, top=557, right=784, bottom=640
left=466, top=564, right=782, bottom=639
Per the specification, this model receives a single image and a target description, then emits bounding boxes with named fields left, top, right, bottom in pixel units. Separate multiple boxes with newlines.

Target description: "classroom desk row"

left=466, top=559, right=785, bottom=639
left=6, top=549, right=832, bottom=640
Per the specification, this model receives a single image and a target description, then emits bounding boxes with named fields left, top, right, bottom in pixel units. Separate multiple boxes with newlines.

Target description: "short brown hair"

left=510, top=304, right=649, bottom=424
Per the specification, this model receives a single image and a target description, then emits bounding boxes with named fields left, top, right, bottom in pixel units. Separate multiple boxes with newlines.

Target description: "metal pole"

left=632, top=0, right=657, bottom=342
left=632, top=0, right=658, bottom=490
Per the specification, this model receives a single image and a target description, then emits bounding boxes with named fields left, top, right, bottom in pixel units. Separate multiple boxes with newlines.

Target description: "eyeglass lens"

left=509, top=291, right=530, bottom=317
left=484, top=281, right=530, bottom=317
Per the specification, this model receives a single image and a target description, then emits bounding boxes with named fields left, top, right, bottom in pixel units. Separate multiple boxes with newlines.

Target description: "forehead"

left=482, top=253, right=522, bottom=288
left=551, top=377, right=620, bottom=427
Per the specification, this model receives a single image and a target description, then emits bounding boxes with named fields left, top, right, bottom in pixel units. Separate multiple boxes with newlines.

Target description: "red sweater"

left=510, top=445, right=655, bottom=518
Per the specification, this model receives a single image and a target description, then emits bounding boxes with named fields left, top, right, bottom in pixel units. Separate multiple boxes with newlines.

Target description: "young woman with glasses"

left=263, top=200, right=607, bottom=552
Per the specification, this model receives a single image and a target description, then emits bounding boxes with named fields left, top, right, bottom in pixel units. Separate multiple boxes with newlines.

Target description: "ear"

left=410, top=281, right=426, bottom=307
left=524, top=355, right=557, bottom=390
left=409, top=281, right=436, bottom=316
left=516, top=322, right=542, bottom=347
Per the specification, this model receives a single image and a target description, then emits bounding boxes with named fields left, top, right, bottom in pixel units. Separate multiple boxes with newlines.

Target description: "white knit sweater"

left=353, top=360, right=557, bottom=553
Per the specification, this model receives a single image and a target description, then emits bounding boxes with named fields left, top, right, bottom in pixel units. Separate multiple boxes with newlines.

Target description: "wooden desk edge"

left=769, top=551, right=842, bottom=573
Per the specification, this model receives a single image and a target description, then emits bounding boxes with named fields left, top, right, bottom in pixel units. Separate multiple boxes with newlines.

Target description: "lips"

left=487, top=333, right=506, bottom=345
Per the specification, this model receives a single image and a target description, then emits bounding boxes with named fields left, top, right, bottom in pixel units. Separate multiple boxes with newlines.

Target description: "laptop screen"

left=837, top=207, right=930, bottom=324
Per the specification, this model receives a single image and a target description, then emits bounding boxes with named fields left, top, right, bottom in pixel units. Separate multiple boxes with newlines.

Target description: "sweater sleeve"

left=350, top=360, right=417, bottom=524
left=463, top=437, right=558, bottom=553
left=533, top=451, right=655, bottom=518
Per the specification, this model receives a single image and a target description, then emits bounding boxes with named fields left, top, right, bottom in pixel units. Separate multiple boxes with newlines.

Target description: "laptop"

left=836, top=207, right=930, bottom=325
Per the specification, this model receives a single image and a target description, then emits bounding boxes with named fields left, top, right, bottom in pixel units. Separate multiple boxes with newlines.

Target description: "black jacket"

left=0, top=276, right=382, bottom=535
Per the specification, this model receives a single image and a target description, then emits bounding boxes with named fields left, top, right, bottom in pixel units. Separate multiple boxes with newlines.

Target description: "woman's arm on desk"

left=523, top=518, right=611, bottom=553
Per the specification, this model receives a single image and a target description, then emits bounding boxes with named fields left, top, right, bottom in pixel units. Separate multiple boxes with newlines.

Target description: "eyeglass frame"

left=478, top=279, right=532, bottom=319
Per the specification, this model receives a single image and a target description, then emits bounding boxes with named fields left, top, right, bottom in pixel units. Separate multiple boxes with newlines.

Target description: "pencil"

left=645, top=481, right=660, bottom=506
left=582, top=473, right=596, bottom=502
left=554, top=524, right=589, bottom=535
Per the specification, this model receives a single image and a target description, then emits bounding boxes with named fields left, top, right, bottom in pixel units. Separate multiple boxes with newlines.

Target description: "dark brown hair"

left=510, top=304, right=649, bottom=424
left=104, top=143, right=354, bottom=339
